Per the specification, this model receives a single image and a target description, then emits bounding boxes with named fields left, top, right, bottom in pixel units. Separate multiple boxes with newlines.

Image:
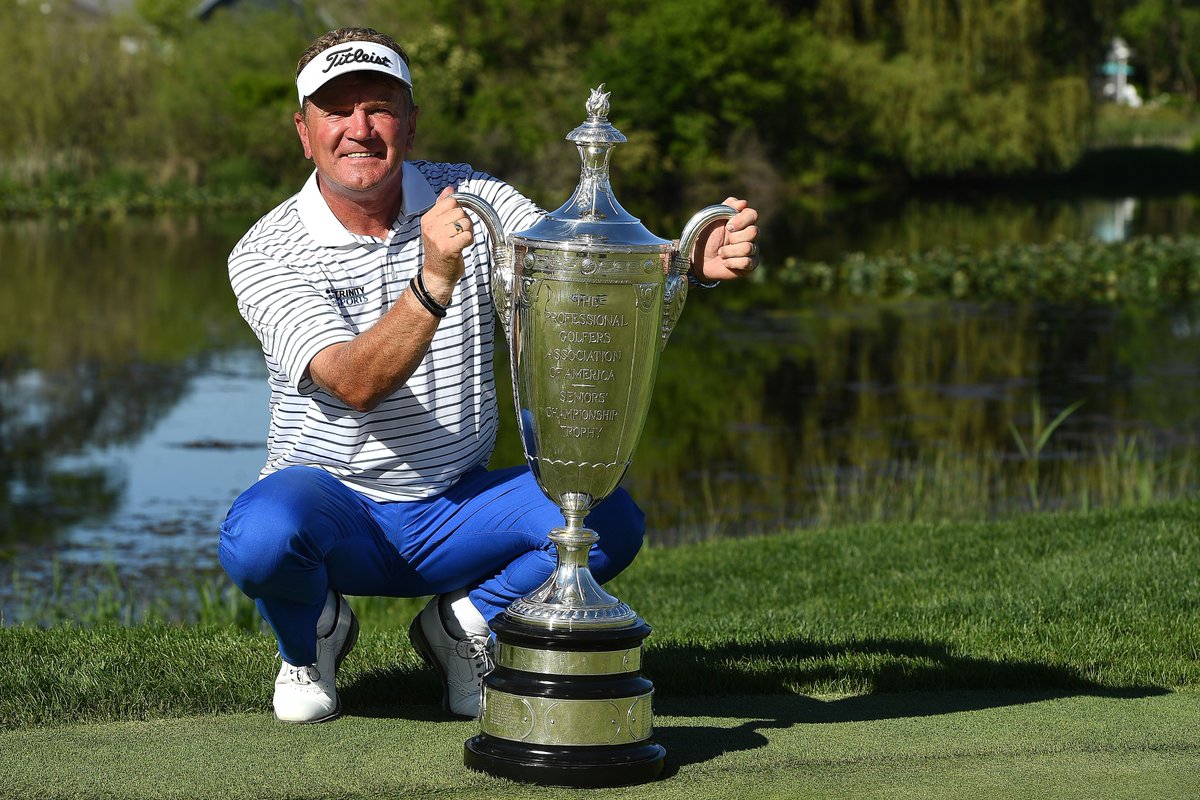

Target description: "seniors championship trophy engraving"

left=454, top=86, right=734, bottom=787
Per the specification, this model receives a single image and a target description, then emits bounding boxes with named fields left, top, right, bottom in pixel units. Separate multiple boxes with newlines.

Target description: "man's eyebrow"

left=317, top=98, right=400, bottom=112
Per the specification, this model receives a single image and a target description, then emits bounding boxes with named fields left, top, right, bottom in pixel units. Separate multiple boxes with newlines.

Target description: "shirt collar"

left=296, top=162, right=438, bottom=247
left=398, top=161, right=438, bottom=221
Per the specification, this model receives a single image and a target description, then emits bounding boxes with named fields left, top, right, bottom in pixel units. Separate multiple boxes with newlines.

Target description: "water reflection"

left=779, top=191, right=1199, bottom=262
left=616, top=290, right=1200, bottom=544
left=0, top=216, right=259, bottom=619
left=0, top=359, right=190, bottom=546
left=3, top=195, right=1200, bottom=621
left=1088, top=197, right=1137, bottom=243
left=35, top=351, right=267, bottom=569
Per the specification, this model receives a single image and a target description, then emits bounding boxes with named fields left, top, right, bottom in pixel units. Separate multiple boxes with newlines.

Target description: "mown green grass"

left=1, top=501, right=1196, bottom=798
left=2, top=500, right=1196, bottom=731
left=1, top=692, right=1197, bottom=800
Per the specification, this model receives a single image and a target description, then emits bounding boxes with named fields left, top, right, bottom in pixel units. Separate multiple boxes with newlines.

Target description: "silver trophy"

left=455, top=85, right=734, bottom=787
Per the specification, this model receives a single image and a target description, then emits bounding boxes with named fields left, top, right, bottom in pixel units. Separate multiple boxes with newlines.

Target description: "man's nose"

left=348, top=107, right=373, bottom=138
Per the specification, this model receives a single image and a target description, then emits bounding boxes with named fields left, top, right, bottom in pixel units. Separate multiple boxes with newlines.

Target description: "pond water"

left=2, top=190, right=1199, bottom=622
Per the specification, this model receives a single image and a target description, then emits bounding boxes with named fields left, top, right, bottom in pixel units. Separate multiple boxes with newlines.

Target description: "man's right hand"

left=308, top=185, right=476, bottom=412
left=420, top=186, right=473, bottom=305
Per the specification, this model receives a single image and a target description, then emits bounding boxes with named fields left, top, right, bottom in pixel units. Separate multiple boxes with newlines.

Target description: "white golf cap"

left=296, top=40, right=412, bottom=106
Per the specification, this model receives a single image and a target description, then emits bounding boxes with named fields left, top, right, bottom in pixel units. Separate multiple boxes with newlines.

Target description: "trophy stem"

left=503, top=521, right=638, bottom=630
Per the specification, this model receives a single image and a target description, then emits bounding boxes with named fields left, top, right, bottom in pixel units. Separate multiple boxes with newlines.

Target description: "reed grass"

left=630, top=418, right=1200, bottom=547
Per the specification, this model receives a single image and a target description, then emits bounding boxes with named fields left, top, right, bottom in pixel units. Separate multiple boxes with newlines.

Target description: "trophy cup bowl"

left=454, top=86, right=734, bottom=787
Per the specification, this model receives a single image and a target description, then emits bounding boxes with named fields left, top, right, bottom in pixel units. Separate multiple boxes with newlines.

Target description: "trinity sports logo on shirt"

left=326, top=285, right=368, bottom=307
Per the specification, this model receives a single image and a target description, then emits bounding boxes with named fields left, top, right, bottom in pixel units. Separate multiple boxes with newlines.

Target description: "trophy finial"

left=567, top=85, right=625, bottom=146
left=586, top=84, right=611, bottom=120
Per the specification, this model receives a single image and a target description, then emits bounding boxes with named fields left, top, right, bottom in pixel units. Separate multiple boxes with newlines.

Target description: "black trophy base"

left=464, top=614, right=665, bottom=787
left=464, top=734, right=665, bottom=788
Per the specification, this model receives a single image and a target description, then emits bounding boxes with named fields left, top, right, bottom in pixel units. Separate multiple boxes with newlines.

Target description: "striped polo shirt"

left=229, top=160, right=544, bottom=501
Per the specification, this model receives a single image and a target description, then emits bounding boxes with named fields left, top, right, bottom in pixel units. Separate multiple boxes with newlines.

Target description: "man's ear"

left=295, top=110, right=313, bottom=160
left=406, top=104, right=420, bottom=152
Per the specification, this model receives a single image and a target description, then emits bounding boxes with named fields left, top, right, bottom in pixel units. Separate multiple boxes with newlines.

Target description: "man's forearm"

left=308, top=287, right=442, bottom=412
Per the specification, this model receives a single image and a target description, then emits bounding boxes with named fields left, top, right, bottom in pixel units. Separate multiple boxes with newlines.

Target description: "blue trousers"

left=219, top=464, right=645, bottom=665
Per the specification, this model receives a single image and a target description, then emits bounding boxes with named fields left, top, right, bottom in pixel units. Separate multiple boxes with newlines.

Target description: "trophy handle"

left=664, top=204, right=737, bottom=349
left=452, top=192, right=513, bottom=341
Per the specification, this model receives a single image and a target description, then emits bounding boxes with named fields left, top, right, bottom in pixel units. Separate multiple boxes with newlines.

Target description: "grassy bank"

left=1, top=500, right=1197, bottom=797
left=0, top=178, right=285, bottom=219
left=1090, top=103, right=1200, bottom=150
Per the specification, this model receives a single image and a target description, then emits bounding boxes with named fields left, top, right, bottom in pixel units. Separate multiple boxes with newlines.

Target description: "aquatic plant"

left=1007, top=395, right=1086, bottom=511
left=774, top=234, right=1200, bottom=304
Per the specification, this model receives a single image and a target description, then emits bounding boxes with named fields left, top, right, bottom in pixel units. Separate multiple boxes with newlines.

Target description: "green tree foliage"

left=138, top=9, right=316, bottom=189
left=0, top=0, right=1133, bottom=211
left=810, top=0, right=1095, bottom=177
left=1115, top=0, right=1200, bottom=98
left=591, top=0, right=826, bottom=220
left=0, top=0, right=147, bottom=182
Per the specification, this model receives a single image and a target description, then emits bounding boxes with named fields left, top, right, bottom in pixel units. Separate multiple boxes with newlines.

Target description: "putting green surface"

left=4, top=690, right=1196, bottom=799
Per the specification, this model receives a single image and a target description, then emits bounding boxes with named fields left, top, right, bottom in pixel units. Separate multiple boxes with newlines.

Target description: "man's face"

left=294, top=72, right=417, bottom=202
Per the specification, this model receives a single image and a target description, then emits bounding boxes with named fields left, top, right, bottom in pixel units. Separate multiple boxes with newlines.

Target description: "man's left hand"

left=691, top=197, right=759, bottom=282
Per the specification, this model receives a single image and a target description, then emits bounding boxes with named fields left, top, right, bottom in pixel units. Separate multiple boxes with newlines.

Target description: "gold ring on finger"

left=453, top=221, right=464, bottom=234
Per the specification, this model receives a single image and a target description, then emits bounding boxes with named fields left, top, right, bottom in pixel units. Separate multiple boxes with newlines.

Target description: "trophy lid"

left=513, top=85, right=671, bottom=251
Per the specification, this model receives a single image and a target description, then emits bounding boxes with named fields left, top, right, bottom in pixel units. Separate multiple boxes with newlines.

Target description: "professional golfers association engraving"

left=454, top=85, right=734, bottom=787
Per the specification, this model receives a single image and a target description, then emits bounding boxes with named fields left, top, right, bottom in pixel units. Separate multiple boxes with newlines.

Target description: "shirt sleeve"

left=229, top=248, right=355, bottom=396
left=457, top=169, right=546, bottom=236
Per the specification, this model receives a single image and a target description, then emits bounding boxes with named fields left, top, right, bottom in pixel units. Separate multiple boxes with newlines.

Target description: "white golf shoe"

left=273, top=591, right=359, bottom=724
left=408, top=595, right=494, bottom=719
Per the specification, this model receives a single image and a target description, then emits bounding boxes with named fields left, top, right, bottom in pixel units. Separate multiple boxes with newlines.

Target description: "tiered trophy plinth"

left=464, top=616, right=663, bottom=785
left=464, top=525, right=664, bottom=787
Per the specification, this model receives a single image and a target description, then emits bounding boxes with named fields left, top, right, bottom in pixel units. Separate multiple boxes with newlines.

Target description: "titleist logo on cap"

left=321, top=46, right=392, bottom=73
left=296, top=39, right=411, bottom=106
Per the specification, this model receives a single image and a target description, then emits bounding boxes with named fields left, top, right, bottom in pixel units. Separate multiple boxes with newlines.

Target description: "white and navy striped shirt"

left=229, top=161, right=543, bottom=501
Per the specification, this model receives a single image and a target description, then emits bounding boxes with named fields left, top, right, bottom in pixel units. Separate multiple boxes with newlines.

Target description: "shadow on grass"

left=645, top=636, right=1169, bottom=776
left=339, top=665, right=443, bottom=719
left=335, top=635, right=1168, bottom=774
left=644, top=636, right=1150, bottom=696
left=653, top=690, right=1165, bottom=777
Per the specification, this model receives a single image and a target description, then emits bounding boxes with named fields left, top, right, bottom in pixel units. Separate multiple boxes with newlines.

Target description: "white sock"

left=315, top=590, right=337, bottom=638
left=443, top=588, right=489, bottom=638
